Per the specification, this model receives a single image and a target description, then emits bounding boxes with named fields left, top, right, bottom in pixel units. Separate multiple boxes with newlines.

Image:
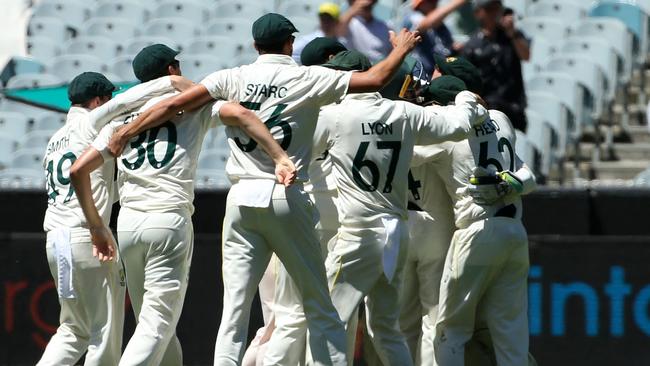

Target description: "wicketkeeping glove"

left=468, top=168, right=524, bottom=205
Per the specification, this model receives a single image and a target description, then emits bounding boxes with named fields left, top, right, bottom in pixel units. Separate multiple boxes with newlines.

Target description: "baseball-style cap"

left=318, top=2, right=340, bottom=19
left=132, top=44, right=180, bottom=82
left=379, top=56, right=421, bottom=100
left=252, top=13, right=299, bottom=45
left=434, top=55, right=483, bottom=94
left=322, top=50, right=372, bottom=71
left=301, top=37, right=347, bottom=66
left=421, top=75, right=467, bottom=105
left=473, top=0, right=502, bottom=9
left=68, top=72, right=116, bottom=104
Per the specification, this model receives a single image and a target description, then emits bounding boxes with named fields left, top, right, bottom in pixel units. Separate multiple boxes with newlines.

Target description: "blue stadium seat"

left=277, top=0, right=321, bottom=18
left=522, top=37, right=558, bottom=81
left=177, top=55, right=231, bottom=81
left=525, top=71, right=586, bottom=139
left=11, top=148, right=44, bottom=171
left=144, top=18, right=200, bottom=47
left=526, top=92, right=570, bottom=159
left=20, top=130, right=54, bottom=150
left=195, top=169, right=231, bottom=189
left=571, top=18, right=634, bottom=84
left=519, top=16, right=570, bottom=42
left=524, top=109, right=552, bottom=177
left=198, top=148, right=228, bottom=171
left=46, top=54, right=107, bottom=82
left=590, top=2, right=648, bottom=65
left=546, top=56, right=608, bottom=121
left=0, top=133, right=19, bottom=169
left=561, top=37, right=619, bottom=102
left=514, top=130, right=542, bottom=176
left=213, top=1, right=271, bottom=19
left=26, top=36, right=61, bottom=61
left=289, top=16, right=319, bottom=33
left=206, top=18, right=252, bottom=39
left=123, top=36, right=180, bottom=55
left=0, top=111, right=34, bottom=139
left=185, top=36, right=236, bottom=56
left=6, top=73, right=62, bottom=89
left=0, top=168, right=45, bottom=189
left=33, top=113, right=66, bottom=133
left=108, top=55, right=138, bottom=82
left=27, top=17, right=69, bottom=43
left=94, top=1, right=150, bottom=24
left=154, top=1, right=209, bottom=22
left=84, top=18, right=140, bottom=39
left=33, top=0, right=91, bottom=29
left=528, top=1, right=587, bottom=22
left=64, top=36, right=121, bottom=60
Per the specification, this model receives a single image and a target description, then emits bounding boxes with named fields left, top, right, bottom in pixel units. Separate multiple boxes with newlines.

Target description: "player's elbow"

left=69, top=161, right=85, bottom=184
left=222, top=104, right=254, bottom=127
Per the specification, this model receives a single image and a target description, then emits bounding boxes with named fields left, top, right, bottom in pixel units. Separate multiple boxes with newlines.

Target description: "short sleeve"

left=307, top=66, right=352, bottom=106
left=201, top=100, right=227, bottom=129
left=91, top=123, right=118, bottom=163
left=200, top=70, right=231, bottom=101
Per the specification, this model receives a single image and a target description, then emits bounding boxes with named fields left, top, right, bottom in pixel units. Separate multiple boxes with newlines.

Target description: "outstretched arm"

left=347, top=29, right=421, bottom=93
left=219, top=102, right=297, bottom=186
left=416, top=0, right=467, bottom=31
left=69, top=148, right=116, bottom=262
left=107, top=84, right=214, bottom=156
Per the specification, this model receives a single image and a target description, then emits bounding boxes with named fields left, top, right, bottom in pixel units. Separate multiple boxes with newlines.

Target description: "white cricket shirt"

left=93, top=93, right=224, bottom=215
left=314, top=91, right=487, bottom=226
left=42, top=76, right=176, bottom=232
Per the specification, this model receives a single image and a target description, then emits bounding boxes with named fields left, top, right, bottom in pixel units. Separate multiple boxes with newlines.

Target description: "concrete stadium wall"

left=1, top=188, right=649, bottom=365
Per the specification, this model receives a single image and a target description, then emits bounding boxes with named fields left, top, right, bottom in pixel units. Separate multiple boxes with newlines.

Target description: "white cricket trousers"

left=117, top=208, right=193, bottom=366
left=400, top=210, right=453, bottom=365
left=214, top=183, right=347, bottom=366
left=38, top=229, right=125, bottom=366
left=243, top=190, right=341, bottom=366
left=434, top=217, right=529, bottom=366
left=326, top=217, right=413, bottom=366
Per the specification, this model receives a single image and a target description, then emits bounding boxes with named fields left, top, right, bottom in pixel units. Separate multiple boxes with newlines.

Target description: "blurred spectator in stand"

left=462, top=0, right=530, bottom=132
left=292, top=2, right=343, bottom=63
left=403, top=0, right=467, bottom=75
left=337, top=0, right=392, bottom=63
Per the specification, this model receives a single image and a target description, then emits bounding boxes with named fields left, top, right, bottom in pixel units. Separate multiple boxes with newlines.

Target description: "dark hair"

left=145, top=60, right=180, bottom=82
left=256, top=36, right=293, bottom=54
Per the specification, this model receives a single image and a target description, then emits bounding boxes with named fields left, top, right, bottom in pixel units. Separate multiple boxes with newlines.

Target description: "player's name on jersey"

left=46, top=135, right=70, bottom=155
left=245, top=83, right=288, bottom=98
left=361, top=122, right=394, bottom=136
left=473, top=118, right=501, bottom=137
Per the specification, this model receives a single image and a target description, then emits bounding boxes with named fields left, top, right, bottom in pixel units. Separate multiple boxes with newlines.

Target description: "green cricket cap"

left=132, top=44, right=180, bottom=82
left=68, top=72, right=115, bottom=104
left=300, top=37, right=347, bottom=66
left=322, top=50, right=372, bottom=71
left=379, top=56, right=418, bottom=100
left=252, top=13, right=299, bottom=45
left=434, top=55, right=483, bottom=94
left=421, top=75, right=467, bottom=105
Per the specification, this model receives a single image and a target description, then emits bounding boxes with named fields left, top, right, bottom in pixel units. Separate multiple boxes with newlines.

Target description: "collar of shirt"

left=66, top=106, right=89, bottom=123
left=254, top=54, right=298, bottom=66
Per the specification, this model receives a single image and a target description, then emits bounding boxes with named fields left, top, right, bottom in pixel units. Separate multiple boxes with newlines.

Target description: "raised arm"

left=107, top=84, right=214, bottom=156
left=69, top=148, right=116, bottom=262
left=218, top=102, right=297, bottom=186
left=416, top=91, right=488, bottom=145
left=416, top=0, right=467, bottom=32
left=347, top=29, right=421, bottom=93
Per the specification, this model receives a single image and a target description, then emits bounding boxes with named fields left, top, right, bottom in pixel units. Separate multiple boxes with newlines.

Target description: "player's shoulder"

left=488, top=109, right=516, bottom=135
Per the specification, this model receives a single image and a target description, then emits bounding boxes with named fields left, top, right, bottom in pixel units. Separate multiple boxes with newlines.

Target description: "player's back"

left=200, top=55, right=350, bottom=182
left=43, top=107, right=115, bottom=231
left=97, top=93, right=221, bottom=215
left=438, top=110, right=522, bottom=228
left=319, top=93, right=422, bottom=225
left=408, top=164, right=455, bottom=226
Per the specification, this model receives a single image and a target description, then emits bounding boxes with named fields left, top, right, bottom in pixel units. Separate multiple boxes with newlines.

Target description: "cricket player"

left=102, top=13, right=422, bottom=366
left=38, top=70, right=188, bottom=366
left=242, top=38, right=349, bottom=366
left=409, top=88, right=536, bottom=365
left=307, top=50, right=488, bottom=366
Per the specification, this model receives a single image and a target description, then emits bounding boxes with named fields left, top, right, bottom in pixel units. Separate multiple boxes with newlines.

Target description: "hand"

left=275, top=157, right=297, bottom=187
left=90, top=226, right=116, bottom=262
left=108, top=129, right=128, bottom=157
left=500, top=14, right=516, bottom=38
left=390, top=28, right=422, bottom=53
left=351, top=0, right=374, bottom=14
left=170, top=75, right=195, bottom=92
